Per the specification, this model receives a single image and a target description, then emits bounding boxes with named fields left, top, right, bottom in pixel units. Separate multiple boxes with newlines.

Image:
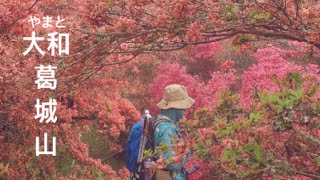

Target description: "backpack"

left=125, top=120, right=143, bottom=172
left=125, top=112, right=172, bottom=179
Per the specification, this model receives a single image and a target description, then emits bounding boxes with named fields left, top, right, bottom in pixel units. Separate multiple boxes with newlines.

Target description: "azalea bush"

left=175, top=72, right=320, bottom=179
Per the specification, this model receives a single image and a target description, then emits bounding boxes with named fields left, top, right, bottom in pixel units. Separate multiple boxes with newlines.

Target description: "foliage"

left=179, top=72, right=320, bottom=179
left=1, top=0, right=320, bottom=179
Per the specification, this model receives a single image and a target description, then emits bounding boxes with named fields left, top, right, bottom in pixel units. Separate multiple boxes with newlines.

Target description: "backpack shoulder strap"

left=152, top=116, right=172, bottom=132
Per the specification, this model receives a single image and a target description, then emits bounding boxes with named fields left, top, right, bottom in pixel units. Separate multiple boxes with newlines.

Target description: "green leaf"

left=253, top=11, right=270, bottom=21
left=223, top=149, right=237, bottom=166
left=143, top=149, right=155, bottom=159
left=249, top=112, right=262, bottom=122
left=291, top=89, right=304, bottom=99
left=155, top=142, right=170, bottom=154
left=286, top=72, right=304, bottom=89
left=225, top=6, right=240, bottom=21
left=242, top=143, right=265, bottom=164
left=248, top=10, right=270, bottom=24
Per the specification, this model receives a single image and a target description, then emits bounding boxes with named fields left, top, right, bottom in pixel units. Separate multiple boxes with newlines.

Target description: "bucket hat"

left=157, top=84, right=195, bottom=109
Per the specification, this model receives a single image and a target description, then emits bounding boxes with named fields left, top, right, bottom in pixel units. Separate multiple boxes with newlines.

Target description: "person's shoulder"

left=155, top=119, right=175, bottom=133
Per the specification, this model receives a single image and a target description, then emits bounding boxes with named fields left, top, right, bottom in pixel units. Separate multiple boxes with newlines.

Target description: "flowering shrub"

left=1, top=0, right=320, bottom=177
left=240, top=45, right=320, bottom=109
left=177, top=72, right=320, bottom=179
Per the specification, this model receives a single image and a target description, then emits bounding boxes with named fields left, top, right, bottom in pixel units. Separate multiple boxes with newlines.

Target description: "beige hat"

left=157, top=84, right=195, bottom=109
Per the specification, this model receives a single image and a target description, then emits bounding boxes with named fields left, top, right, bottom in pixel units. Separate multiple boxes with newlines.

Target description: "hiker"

left=154, top=84, right=195, bottom=180
left=125, top=84, right=196, bottom=180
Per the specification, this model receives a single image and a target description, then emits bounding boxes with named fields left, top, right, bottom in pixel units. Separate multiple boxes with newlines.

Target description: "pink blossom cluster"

left=149, top=62, right=236, bottom=115
left=240, top=45, right=305, bottom=109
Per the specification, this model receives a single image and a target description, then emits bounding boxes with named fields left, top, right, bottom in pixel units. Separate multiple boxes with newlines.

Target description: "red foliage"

left=1, top=0, right=320, bottom=179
